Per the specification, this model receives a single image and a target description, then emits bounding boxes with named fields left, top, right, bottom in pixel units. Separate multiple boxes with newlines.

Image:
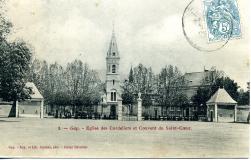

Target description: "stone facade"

left=19, top=100, right=42, bottom=118
left=0, top=82, right=44, bottom=118
left=100, top=29, right=122, bottom=119
left=206, top=88, right=237, bottom=122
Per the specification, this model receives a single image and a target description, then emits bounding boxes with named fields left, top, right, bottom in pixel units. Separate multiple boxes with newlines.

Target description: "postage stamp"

left=203, top=0, right=241, bottom=42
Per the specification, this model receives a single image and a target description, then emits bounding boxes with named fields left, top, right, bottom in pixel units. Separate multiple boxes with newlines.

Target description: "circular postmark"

left=182, top=0, right=233, bottom=52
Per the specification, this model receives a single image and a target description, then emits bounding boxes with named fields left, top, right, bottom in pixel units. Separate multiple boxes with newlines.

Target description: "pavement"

left=0, top=118, right=249, bottom=158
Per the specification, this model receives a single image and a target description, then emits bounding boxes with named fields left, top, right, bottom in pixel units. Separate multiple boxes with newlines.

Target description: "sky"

left=4, top=0, right=250, bottom=89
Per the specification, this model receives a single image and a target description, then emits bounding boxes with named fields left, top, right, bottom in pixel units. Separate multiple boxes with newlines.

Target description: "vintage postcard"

left=0, top=0, right=249, bottom=158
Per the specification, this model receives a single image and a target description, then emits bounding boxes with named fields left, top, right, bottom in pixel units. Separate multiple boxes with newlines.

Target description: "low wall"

left=0, top=104, right=13, bottom=117
left=19, top=101, right=41, bottom=118
left=237, top=108, right=249, bottom=122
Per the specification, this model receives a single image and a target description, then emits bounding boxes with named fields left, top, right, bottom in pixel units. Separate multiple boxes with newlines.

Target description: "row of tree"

left=28, top=59, right=103, bottom=116
left=122, top=64, right=189, bottom=112
left=29, top=61, right=189, bottom=116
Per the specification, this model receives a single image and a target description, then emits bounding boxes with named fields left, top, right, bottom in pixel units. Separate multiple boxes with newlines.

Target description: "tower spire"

left=107, top=23, right=119, bottom=57
left=105, top=24, right=121, bottom=106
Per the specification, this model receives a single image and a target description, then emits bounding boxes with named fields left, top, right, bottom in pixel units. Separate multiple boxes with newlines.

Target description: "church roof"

left=25, top=82, right=43, bottom=99
left=206, top=88, right=237, bottom=105
left=107, top=29, right=119, bottom=57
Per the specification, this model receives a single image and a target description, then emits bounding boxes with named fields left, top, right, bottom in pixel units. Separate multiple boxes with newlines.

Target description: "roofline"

left=182, top=84, right=211, bottom=89
left=184, top=71, right=212, bottom=75
left=206, top=102, right=237, bottom=105
left=26, top=98, right=44, bottom=101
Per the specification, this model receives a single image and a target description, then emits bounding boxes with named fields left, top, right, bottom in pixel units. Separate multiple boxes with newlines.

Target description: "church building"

left=99, top=29, right=123, bottom=120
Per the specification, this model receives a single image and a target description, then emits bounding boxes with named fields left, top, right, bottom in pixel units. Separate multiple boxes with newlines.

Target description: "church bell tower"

left=105, top=28, right=121, bottom=104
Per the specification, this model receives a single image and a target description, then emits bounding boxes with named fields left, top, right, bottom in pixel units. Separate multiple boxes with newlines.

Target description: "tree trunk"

left=161, top=106, right=163, bottom=116
left=101, top=105, right=103, bottom=118
left=63, top=106, right=66, bottom=117
left=8, top=100, right=17, bottom=117
left=50, top=104, right=54, bottom=115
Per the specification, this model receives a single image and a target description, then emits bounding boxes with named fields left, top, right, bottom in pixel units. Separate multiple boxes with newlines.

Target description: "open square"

left=0, top=118, right=249, bottom=158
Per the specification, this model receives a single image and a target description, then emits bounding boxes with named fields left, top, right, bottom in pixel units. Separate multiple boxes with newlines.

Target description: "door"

left=186, top=108, right=189, bottom=117
left=155, top=109, right=158, bottom=119
left=110, top=105, right=116, bottom=119
left=210, top=110, right=213, bottom=122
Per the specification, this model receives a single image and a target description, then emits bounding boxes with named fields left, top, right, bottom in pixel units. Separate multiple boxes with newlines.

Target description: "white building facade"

left=100, top=29, right=123, bottom=119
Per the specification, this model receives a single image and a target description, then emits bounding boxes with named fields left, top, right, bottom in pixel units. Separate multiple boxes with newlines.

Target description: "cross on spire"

left=112, top=20, right=115, bottom=34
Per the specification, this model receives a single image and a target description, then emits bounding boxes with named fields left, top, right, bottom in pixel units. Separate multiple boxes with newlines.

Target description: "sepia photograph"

left=0, top=0, right=249, bottom=158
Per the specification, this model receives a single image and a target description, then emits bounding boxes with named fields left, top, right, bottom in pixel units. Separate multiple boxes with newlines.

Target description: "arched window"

left=111, top=91, right=116, bottom=101
left=112, top=52, right=116, bottom=56
left=114, top=92, right=116, bottom=101
left=112, top=65, right=116, bottom=73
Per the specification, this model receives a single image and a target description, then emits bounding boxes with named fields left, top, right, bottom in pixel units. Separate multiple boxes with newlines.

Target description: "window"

left=230, top=114, right=233, bottom=118
left=112, top=65, right=116, bottom=73
left=111, top=92, right=116, bottom=101
left=113, top=80, right=115, bottom=85
left=112, top=52, right=116, bottom=56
